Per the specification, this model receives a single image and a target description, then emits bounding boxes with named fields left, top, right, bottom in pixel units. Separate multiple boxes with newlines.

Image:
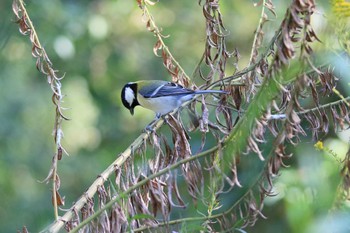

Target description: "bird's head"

left=121, top=82, right=139, bottom=115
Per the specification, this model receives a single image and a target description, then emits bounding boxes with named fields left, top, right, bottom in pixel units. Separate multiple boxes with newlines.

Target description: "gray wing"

left=144, top=82, right=194, bottom=98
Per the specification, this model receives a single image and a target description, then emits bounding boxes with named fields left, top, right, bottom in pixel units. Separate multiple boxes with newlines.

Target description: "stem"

left=332, top=87, right=350, bottom=107
left=248, top=0, right=267, bottom=65
left=16, top=0, right=63, bottom=220
left=298, top=96, right=350, bottom=115
left=17, top=0, right=43, bottom=50
left=52, top=156, right=58, bottom=220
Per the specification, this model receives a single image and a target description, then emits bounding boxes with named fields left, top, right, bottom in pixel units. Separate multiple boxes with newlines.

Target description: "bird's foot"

left=143, top=125, right=155, bottom=133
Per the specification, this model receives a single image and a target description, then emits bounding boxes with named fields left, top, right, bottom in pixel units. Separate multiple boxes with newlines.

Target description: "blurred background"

left=0, top=0, right=349, bottom=232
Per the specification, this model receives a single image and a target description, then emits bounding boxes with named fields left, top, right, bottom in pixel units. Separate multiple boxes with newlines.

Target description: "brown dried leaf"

left=320, top=110, right=329, bottom=133
left=232, top=86, right=242, bottom=110
left=182, top=161, right=203, bottom=202
left=146, top=19, right=152, bottom=31
left=253, top=119, right=266, bottom=143
left=18, top=16, right=31, bottom=35
left=304, top=111, right=320, bottom=140
left=12, top=0, right=21, bottom=19
left=265, top=0, right=276, bottom=16
left=168, top=175, right=186, bottom=208
left=309, top=80, right=319, bottom=106
left=149, top=133, right=163, bottom=173
left=267, top=119, right=280, bottom=137
left=306, top=27, right=321, bottom=42
left=52, top=190, right=65, bottom=206
left=167, top=115, right=192, bottom=159
left=248, top=137, right=264, bottom=161
left=153, top=39, right=162, bottom=57
left=329, top=106, right=337, bottom=130
left=136, top=0, right=143, bottom=8
left=148, top=179, right=170, bottom=218
left=57, top=146, right=62, bottom=160
left=202, top=4, right=215, bottom=23
left=229, top=159, right=242, bottom=187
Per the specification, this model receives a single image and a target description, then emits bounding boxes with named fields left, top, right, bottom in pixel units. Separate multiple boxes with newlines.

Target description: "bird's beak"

left=130, top=108, right=134, bottom=115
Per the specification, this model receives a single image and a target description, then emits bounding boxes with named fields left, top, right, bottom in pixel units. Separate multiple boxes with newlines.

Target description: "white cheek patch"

left=124, top=87, right=135, bottom=106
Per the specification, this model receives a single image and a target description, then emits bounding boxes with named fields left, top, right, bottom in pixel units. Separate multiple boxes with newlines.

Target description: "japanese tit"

left=121, top=80, right=227, bottom=117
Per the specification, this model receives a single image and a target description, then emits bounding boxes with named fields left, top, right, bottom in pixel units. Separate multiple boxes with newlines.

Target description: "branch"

left=298, top=96, right=350, bottom=115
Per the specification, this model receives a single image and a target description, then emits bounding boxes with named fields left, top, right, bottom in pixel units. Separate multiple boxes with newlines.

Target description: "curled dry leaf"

left=52, top=190, right=65, bottom=206
left=168, top=174, right=186, bottom=208
left=265, top=0, right=276, bottom=16
left=149, top=178, right=170, bottom=218
left=153, top=39, right=162, bottom=57
left=182, top=161, right=204, bottom=202
left=110, top=203, right=128, bottom=233
left=167, top=115, right=192, bottom=159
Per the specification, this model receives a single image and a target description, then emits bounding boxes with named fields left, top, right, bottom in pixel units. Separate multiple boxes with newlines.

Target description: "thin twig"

left=298, top=96, right=350, bottom=115
left=332, top=87, right=350, bottom=107
left=248, top=0, right=267, bottom=65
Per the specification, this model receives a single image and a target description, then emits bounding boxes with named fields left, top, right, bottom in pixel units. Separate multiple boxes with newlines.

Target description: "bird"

left=121, top=80, right=228, bottom=120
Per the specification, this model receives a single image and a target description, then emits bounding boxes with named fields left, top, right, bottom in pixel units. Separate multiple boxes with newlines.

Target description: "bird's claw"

left=143, top=124, right=155, bottom=133
left=161, top=115, right=169, bottom=124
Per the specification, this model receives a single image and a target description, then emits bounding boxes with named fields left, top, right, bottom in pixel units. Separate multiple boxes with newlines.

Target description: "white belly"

left=137, top=94, right=194, bottom=115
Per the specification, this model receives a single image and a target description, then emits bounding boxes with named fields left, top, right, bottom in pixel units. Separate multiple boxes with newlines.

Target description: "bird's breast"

left=137, top=94, right=194, bottom=115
